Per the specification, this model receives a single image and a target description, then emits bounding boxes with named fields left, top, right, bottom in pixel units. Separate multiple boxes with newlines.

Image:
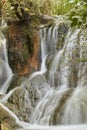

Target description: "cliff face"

left=7, top=20, right=41, bottom=76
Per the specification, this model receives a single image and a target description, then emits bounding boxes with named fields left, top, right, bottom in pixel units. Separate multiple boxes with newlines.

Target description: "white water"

left=0, top=21, right=13, bottom=94
left=61, top=87, right=87, bottom=125
left=19, top=124, right=87, bottom=130
left=0, top=20, right=87, bottom=130
left=1, top=100, right=87, bottom=130
left=29, top=25, right=59, bottom=80
left=40, top=28, right=47, bottom=72
left=48, top=50, right=63, bottom=87
left=30, top=88, right=69, bottom=125
left=60, top=29, right=81, bottom=89
left=29, top=28, right=87, bottom=126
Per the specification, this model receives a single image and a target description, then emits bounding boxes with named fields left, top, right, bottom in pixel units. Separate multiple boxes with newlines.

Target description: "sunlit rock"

left=0, top=103, right=22, bottom=130
left=4, top=87, right=33, bottom=122
left=1, top=124, right=9, bottom=130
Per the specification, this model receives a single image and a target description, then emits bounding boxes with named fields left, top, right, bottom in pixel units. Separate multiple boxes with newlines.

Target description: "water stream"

left=29, top=25, right=58, bottom=79
left=0, top=19, right=87, bottom=130
left=0, top=20, right=13, bottom=94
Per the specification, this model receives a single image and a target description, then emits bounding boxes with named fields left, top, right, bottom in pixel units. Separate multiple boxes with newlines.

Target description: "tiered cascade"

left=0, top=18, right=87, bottom=130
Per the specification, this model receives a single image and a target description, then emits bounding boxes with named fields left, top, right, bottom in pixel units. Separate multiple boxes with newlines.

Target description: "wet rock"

left=7, top=21, right=41, bottom=76
left=49, top=89, right=74, bottom=125
left=25, top=75, right=50, bottom=107
left=7, top=74, right=29, bottom=92
left=5, top=87, right=33, bottom=122
left=57, top=22, right=69, bottom=51
left=45, top=18, right=70, bottom=87
left=0, top=103, right=22, bottom=130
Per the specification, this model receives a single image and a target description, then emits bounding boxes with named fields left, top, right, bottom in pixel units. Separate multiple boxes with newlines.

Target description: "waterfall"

left=30, top=27, right=87, bottom=126
left=40, top=25, right=58, bottom=72
left=48, top=50, right=63, bottom=87
left=40, top=28, right=47, bottom=72
left=0, top=18, right=87, bottom=130
left=0, top=20, right=13, bottom=94
left=29, top=25, right=59, bottom=80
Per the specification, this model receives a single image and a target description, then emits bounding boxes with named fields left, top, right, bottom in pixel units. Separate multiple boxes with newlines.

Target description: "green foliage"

left=78, top=57, right=87, bottom=63
left=1, top=0, right=87, bottom=28
left=66, top=1, right=87, bottom=27
left=2, top=1, right=17, bottom=19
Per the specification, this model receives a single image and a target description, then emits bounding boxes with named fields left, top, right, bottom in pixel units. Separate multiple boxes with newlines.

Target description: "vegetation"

left=0, top=0, right=87, bottom=27
left=66, top=1, right=87, bottom=27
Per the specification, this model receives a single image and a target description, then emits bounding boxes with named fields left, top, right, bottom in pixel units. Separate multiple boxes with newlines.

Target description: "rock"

left=4, top=87, right=33, bottom=123
left=0, top=103, right=22, bottom=130
left=49, top=89, right=74, bottom=125
left=25, top=75, right=50, bottom=107
left=1, top=124, right=9, bottom=130
left=57, top=22, right=69, bottom=51
left=7, top=21, right=41, bottom=76
left=7, top=74, right=29, bottom=92
left=45, top=17, right=69, bottom=87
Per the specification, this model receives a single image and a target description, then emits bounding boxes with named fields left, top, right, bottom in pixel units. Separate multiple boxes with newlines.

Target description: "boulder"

left=4, top=87, right=33, bottom=122
left=7, top=21, right=41, bottom=76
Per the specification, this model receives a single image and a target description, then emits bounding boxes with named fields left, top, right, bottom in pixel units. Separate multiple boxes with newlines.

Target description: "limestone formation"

left=5, top=87, right=33, bottom=123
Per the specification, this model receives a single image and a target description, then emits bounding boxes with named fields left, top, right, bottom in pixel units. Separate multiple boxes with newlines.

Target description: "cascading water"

left=0, top=20, right=13, bottom=94
left=40, top=24, right=59, bottom=72
left=29, top=28, right=48, bottom=79
left=29, top=24, right=59, bottom=79
left=28, top=27, right=87, bottom=127
left=0, top=18, right=87, bottom=130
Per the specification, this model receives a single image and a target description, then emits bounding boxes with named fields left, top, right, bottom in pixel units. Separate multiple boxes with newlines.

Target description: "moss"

left=30, top=16, right=41, bottom=27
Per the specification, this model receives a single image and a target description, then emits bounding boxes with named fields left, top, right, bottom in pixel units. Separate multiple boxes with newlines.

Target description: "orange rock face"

left=7, top=22, right=41, bottom=76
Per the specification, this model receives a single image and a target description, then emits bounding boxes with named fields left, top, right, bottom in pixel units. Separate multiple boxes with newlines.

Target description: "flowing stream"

left=0, top=19, right=87, bottom=130
left=0, top=20, right=13, bottom=94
